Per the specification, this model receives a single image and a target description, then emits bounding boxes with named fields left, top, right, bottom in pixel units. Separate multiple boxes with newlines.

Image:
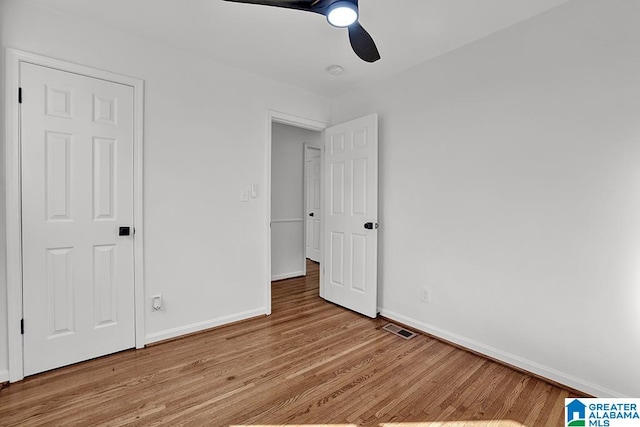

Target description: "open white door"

left=322, top=114, right=378, bottom=318
left=21, top=62, right=136, bottom=375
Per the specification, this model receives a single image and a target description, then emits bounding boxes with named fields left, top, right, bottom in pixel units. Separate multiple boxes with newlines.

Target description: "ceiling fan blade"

left=347, top=22, right=380, bottom=63
left=223, top=0, right=316, bottom=13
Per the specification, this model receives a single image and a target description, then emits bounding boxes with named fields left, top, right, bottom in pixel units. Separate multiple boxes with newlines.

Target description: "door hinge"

left=21, top=318, right=24, bottom=335
left=18, top=87, right=22, bottom=104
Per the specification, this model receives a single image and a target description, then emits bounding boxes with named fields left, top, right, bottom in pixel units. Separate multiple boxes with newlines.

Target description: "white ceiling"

left=28, top=0, right=572, bottom=97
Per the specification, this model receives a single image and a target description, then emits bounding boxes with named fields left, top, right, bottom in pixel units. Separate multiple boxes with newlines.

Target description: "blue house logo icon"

left=566, top=399, right=587, bottom=426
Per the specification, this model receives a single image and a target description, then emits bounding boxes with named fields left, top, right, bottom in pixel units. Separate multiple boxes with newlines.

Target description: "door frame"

left=4, top=48, right=145, bottom=382
left=303, top=143, right=322, bottom=262
left=265, top=110, right=326, bottom=315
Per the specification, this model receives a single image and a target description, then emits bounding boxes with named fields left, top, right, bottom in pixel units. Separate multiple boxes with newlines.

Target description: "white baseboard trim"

left=144, top=308, right=267, bottom=345
left=379, top=308, right=625, bottom=398
left=0, top=369, right=9, bottom=383
left=271, top=271, right=304, bottom=281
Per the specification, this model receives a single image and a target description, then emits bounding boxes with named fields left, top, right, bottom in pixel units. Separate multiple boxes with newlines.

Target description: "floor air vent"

left=382, top=323, right=418, bottom=340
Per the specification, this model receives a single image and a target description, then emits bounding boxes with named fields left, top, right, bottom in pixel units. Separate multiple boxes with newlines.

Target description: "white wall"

left=0, top=0, right=331, bottom=370
left=271, top=123, right=321, bottom=280
left=331, top=0, right=640, bottom=398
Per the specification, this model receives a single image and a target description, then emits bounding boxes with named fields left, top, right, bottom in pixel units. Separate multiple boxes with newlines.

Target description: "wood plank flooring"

left=0, top=260, right=583, bottom=426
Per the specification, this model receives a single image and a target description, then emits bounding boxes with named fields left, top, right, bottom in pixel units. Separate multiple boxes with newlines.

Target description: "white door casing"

left=322, top=114, right=378, bottom=318
left=21, top=62, right=136, bottom=375
left=305, top=147, right=322, bottom=262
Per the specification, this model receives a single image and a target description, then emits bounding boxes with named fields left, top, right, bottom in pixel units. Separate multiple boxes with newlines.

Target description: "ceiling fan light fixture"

left=326, top=1, right=358, bottom=28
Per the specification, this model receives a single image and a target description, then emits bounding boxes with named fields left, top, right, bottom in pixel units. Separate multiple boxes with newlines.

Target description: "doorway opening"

left=265, top=112, right=379, bottom=318
left=270, top=122, right=322, bottom=282
left=265, top=111, right=327, bottom=315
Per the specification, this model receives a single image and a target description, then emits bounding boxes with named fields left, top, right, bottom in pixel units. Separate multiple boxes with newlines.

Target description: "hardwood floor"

left=0, top=260, right=583, bottom=426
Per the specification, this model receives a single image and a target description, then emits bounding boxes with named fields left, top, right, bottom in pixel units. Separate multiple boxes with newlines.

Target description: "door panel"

left=21, top=62, right=135, bottom=376
left=323, top=114, right=378, bottom=318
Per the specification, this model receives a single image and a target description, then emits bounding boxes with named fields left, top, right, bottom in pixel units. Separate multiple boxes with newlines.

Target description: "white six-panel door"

left=21, top=62, right=135, bottom=375
left=306, top=150, right=322, bottom=262
left=323, top=114, right=378, bottom=318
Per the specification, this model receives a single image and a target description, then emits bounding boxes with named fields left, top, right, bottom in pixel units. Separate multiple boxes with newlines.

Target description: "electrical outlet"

left=420, top=288, right=431, bottom=303
left=151, top=294, right=163, bottom=311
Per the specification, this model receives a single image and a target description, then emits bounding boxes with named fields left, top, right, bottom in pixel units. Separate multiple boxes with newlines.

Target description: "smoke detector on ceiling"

left=326, top=65, right=345, bottom=76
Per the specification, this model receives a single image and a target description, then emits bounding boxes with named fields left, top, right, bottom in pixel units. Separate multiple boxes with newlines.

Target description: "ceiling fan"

left=223, top=0, right=381, bottom=63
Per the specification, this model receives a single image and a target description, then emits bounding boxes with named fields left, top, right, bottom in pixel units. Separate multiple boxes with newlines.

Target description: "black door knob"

left=364, top=222, right=378, bottom=230
left=309, top=213, right=314, bottom=217
left=119, top=226, right=131, bottom=236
